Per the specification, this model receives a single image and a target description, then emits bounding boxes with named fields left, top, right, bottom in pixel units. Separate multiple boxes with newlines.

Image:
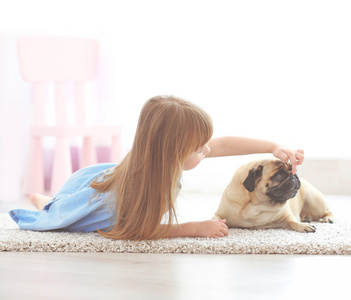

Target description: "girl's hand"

left=272, top=146, right=304, bottom=174
left=195, top=219, right=229, bottom=238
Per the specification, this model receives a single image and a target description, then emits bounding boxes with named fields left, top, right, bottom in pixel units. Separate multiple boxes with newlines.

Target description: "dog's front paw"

left=289, top=222, right=316, bottom=233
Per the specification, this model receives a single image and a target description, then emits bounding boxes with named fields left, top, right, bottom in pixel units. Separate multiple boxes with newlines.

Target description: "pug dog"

left=212, top=158, right=334, bottom=232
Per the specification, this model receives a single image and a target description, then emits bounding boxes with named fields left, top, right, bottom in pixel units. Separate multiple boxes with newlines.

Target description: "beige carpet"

left=1, top=213, right=350, bottom=254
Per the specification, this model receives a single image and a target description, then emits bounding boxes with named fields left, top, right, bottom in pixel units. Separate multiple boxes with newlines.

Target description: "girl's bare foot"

left=29, top=193, right=51, bottom=211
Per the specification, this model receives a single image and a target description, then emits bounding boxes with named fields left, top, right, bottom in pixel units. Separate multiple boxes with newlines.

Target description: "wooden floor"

left=1, top=194, right=351, bottom=299
left=1, top=252, right=351, bottom=300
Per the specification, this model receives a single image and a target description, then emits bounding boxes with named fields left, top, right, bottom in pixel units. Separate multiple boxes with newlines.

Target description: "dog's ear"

left=243, top=165, right=263, bottom=192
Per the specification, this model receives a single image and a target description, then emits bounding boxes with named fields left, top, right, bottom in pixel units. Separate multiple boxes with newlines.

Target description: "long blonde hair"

left=90, top=95, right=213, bottom=240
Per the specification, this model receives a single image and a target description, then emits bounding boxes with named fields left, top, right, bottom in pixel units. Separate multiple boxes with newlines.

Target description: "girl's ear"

left=243, top=165, right=263, bottom=192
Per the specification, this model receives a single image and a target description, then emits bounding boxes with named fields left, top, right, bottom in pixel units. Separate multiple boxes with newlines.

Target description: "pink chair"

left=18, top=36, right=122, bottom=196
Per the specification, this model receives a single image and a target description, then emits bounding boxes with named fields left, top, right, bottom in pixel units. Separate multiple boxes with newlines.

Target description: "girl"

left=9, top=95, right=304, bottom=240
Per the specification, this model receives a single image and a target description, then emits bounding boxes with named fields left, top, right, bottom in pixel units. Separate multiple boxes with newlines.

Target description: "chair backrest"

left=17, top=37, right=98, bottom=82
left=17, top=37, right=99, bottom=126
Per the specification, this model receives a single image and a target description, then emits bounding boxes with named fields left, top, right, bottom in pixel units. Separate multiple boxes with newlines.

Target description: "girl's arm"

left=162, top=219, right=228, bottom=238
left=206, top=136, right=304, bottom=174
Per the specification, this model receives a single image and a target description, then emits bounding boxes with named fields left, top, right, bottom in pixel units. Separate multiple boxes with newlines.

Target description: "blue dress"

left=9, top=163, right=117, bottom=232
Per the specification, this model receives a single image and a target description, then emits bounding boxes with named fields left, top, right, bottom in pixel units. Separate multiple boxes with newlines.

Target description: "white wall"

left=1, top=0, right=350, bottom=200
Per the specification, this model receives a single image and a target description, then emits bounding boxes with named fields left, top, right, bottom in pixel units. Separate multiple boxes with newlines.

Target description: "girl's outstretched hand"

left=166, top=219, right=229, bottom=238
left=195, top=219, right=229, bottom=238
left=272, top=146, right=304, bottom=175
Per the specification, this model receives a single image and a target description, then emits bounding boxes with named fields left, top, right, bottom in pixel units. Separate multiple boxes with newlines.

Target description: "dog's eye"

left=273, top=171, right=286, bottom=181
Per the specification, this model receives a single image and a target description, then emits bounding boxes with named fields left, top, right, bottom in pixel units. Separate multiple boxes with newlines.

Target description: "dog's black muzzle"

left=267, top=174, right=301, bottom=203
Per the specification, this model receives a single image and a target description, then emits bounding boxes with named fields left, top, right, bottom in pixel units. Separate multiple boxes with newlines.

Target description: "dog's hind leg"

left=301, top=215, right=311, bottom=223
left=319, top=212, right=334, bottom=224
left=304, top=193, right=334, bottom=223
left=299, top=179, right=334, bottom=224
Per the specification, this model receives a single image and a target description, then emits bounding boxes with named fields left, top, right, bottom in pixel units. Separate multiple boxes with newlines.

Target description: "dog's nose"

left=291, top=174, right=301, bottom=188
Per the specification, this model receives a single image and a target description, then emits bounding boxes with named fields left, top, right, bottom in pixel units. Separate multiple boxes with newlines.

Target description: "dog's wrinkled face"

left=243, top=160, right=301, bottom=204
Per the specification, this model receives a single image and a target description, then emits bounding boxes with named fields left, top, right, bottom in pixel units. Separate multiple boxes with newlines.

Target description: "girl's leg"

left=29, top=193, right=51, bottom=211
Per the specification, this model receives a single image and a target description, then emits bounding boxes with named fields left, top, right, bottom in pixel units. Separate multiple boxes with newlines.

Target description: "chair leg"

left=51, top=136, right=72, bottom=195
left=111, top=135, right=123, bottom=163
left=24, top=136, right=44, bottom=195
left=81, top=136, right=97, bottom=168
